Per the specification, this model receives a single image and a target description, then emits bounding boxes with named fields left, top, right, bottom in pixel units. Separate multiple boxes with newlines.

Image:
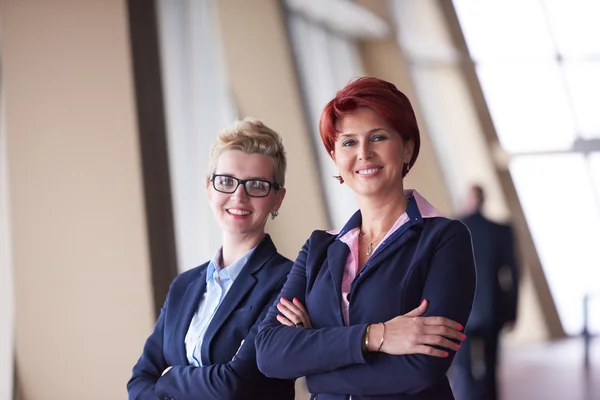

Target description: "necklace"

left=359, top=231, right=387, bottom=256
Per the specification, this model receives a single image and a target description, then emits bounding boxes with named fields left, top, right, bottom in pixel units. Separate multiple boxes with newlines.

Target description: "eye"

left=248, top=180, right=267, bottom=190
left=371, top=134, right=388, bottom=142
left=217, top=176, right=235, bottom=187
left=341, top=139, right=357, bottom=147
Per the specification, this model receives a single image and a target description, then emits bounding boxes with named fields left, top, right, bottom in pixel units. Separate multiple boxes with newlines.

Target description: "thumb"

left=404, top=299, right=428, bottom=317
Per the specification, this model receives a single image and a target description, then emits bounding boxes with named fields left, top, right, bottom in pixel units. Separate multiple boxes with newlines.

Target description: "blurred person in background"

left=452, top=184, right=519, bottom=400
left=255, top=77, right=476, bottom=400
left=127, top=118, right=295, bottom=400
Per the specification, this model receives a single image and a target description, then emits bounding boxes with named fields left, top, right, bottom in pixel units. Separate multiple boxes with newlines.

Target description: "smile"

left=356, top=166, right=382, bottom=176
left=227, top=208, right=251, bottom=216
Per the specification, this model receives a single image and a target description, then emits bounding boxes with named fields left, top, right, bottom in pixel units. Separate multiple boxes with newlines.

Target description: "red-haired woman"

left=255, top=77, right=476, bottom=399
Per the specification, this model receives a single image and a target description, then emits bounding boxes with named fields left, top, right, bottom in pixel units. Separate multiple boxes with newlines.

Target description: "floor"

left=293, top=337, right=600, bottom=399
left=499, top=337, right=600, bottom=400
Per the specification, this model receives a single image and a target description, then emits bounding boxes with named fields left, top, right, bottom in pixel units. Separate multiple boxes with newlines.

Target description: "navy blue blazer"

left=127, top=235, right=295, bottom=400
left=255, top=198, right=476, bottom=400
left=460, top=212, right=519, bottom=332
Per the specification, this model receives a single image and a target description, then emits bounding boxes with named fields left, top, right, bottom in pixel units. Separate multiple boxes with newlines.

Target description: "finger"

left=292, top=297, right=308, bottom=314
left=411, top=344, right=449, bottom=358
left=281, top=301, right=311, bottom=327
left=404, top=299, right=428, bottom=317
left=276, top=314, right=295, bottom=327
left=422, top=316, right=464, bottom=331
left=292, top=298, right=313, bottom=327
left=280, top=298, right=307, bottom=320
left=424, top=325, right=467, bottom=341
left=277, top=303, right=301, bottom=324
left=419, top=335, right=461, bottom=352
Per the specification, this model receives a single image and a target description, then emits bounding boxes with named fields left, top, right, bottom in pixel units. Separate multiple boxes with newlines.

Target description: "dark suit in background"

left=452, top=212, right=519, bottom=400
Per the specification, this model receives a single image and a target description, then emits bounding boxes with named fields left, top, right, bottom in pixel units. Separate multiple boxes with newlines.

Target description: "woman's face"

left=207, top=150, right=285, bottom=238
left=331, top=107, right=413, bottom=198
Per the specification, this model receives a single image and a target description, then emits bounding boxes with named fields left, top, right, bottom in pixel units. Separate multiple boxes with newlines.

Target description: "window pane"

left=511, top=154, right=600, bottom=335
left=477, top=63, right=576, bottom=153
left=288, top=13, right=361, bottom=229
left=453, top=0, right=555, bottom=61
left=544, top=0, right=600, bottom=57
left=564, top=62, right=600, bottom=138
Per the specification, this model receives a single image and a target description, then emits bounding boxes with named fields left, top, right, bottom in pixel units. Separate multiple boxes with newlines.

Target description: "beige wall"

left=0, top=1, right=155, bottom=399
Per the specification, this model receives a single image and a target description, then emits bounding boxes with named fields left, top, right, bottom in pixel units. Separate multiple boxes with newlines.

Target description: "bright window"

left=511, top=154, right=600, bottom=334
left=454, top=0, right=600, bottom=335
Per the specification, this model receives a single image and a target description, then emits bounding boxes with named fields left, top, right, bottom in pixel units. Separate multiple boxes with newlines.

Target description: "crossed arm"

left=255, top=221, right=476, bottom=396
left=127, top=277, right=287, bottom=400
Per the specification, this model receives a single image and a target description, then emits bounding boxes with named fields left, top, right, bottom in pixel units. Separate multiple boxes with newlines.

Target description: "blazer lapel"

left=327, top=240, right=350, bottom=325
left=200, top=234, right=275, bottom=365
left=173, top=270, right=207, bottom=364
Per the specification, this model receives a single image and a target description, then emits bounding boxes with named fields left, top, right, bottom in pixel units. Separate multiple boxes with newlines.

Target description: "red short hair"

left=319, top=77, right=420, bottom=173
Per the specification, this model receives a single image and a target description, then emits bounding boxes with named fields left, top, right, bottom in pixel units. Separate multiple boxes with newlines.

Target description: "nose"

left=230, top=183, right=249, bottom=201
left=357, top=140, right=373, bottom=160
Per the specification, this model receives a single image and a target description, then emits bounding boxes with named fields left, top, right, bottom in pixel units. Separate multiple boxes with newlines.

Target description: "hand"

left=368, top=299, right=465, bottom=357
left=276, top=297, right=313, bottom=328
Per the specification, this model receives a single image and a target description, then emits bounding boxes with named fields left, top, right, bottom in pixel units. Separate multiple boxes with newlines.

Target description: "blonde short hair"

left=208, top=118, right=287, bottom=187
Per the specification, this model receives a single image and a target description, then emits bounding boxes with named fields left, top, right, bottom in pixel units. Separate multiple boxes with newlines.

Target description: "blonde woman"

left=128, top=119, right=295, bottom=400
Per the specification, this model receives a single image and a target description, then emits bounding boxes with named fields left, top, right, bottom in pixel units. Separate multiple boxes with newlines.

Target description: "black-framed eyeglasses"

left=210, top=174, right=281, bottom=198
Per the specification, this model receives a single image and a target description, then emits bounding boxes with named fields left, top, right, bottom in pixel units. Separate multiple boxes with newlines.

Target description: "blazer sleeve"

left=255, top=238, right=370, bottom=379
left=304, top=220, right=476, bottom=396
left=127, top=291, right=171, bottom=400
left=152, top=275, right=289, bottom=400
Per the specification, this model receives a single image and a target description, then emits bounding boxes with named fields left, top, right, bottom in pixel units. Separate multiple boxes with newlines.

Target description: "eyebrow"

left=216, top=173, right=272, bottom=181
left=338, top=128, right=388, bottom=138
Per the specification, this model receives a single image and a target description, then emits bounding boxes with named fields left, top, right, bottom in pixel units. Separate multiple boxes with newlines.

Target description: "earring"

left=271, top=211, right=279, bottom=220
left=334, top=174, right=344, bottom=184
left=403, top=163, right=410, bottom=176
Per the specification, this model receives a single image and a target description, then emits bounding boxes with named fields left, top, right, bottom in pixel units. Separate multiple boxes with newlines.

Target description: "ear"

left=404, top=139, right=415, bottom=164
left=273, top=187, right=286, bottom=213
left=329, top=149, right=336, bottom=162
left=206, top=177, right=212, bottom=200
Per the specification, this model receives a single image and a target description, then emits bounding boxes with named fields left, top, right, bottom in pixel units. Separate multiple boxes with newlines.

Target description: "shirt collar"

left=206, top=245, right=257, bottom=284
left=328, top=189, right=444, bottom=238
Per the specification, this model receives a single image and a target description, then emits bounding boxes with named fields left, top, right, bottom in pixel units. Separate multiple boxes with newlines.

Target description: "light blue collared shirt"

left=184, top=246, right=256, bottom=366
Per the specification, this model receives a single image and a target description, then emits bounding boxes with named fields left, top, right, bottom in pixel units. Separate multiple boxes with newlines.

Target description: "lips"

left=227, top=208, right=252, bottom=216
left=355, top=165, right=382, bottom=175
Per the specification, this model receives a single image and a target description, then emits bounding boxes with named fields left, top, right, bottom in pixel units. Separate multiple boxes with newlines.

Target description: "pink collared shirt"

left=331, top=189, right=444, bottom=325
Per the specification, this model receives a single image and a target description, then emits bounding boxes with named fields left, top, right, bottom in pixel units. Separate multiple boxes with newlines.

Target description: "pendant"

left=366, top=243, right=372, bottom=256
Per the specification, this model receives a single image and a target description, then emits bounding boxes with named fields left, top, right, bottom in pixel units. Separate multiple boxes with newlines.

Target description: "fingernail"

left=461, top=334, right=467, bottom=340
left=293, top=297, right=298, bottom=302
left=456, top=344, right=461, bottom=350
left=444, top=352, right=449, bottom=357
left=457, top=324, right=464, bottom=330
